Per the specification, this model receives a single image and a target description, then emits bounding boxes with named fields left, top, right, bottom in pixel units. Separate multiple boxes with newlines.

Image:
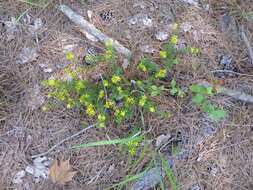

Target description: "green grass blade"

left=17, top=0, right=47, bottom=8
left=16, top=7, right=31, bottom=23
left=72, top=136, right=142, bottom=149
left=106, top=171, right=146, bottom=190
left=160, top=155, right=178, bottom=190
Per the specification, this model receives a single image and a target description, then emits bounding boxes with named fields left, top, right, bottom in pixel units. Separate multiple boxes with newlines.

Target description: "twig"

left=240, top=26, right=253, bottom=65
left=30, top=124, right=96, bottom=158
left=211, top=69, right=253, bottom=77
left=60, top=4, right=132, bottom=57
left=199, top=81, right=253, bottom=103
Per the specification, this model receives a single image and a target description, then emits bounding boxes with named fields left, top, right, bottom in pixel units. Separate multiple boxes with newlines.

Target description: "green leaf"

left=171, top=80, right=176, bottom=88
left=189, top=85, right=206, bottom=94
left=192, top=94, right=204, bottom=104
left=158, top=111, right=173, bottom=118
left=150, top=85, right=164, bottom=97
left=208, top=110, right=226, bottom=121
left=206, top=87, right=213, bottom=95
left=170, top=88, right=178, bottom=95
left=215, top=87, right=222, bottom=94
left=72, top=136, right=142, bottom=148
left=177, top=89, right=185, bottom=97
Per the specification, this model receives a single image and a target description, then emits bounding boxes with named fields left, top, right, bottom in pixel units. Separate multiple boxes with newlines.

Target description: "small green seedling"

left=170, top=80, right=185, bottom=97
left=190, top=85, right=226, bottom=121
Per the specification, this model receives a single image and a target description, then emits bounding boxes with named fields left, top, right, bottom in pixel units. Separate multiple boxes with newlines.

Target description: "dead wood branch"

left=60, top=4, right=132, bottom=57
left=200, top=81, right=253, bottom=103
left=211, top=69, right=253, bottom=77
left=240, top=26, right=253, bottom=65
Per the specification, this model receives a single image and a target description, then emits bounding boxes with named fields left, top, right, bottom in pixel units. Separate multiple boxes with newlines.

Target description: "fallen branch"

left=30, top=124, right=96, bottom=158
left=240, top=26, right=253, bottom=65
left=60, top=4, right=132, bottom=57
left=211, top=69, right=253, bottom=77
left=200, top=81, right=253, bottom=103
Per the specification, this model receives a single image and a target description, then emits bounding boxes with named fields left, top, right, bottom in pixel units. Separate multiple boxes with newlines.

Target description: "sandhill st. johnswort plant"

left=41, top=30, right=226, bottom=127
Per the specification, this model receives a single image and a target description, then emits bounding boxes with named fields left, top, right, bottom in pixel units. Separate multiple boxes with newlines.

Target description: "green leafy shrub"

left=42, top=32, right=225, bottom=127
left=190, top=85, right=226, bottom=121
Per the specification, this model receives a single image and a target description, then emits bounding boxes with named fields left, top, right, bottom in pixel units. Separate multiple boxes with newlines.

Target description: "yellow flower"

left=136, top=80, right=142, bottom=85
left=120, top=110, right=126, bottom=117
left=98, top=90, right=105, bottom=99
left=105, top=49, right=112, bottom=59
left=79, top=94, right=89, bottom=103
left=75, top=81, right=85, bottom=91
left=139, top=95, right=147, bottom=107
left=172, top=23, right=179, bottom=30
left=127, top=97, right=135, bottom=103
left=85, top=55, right=94, bottom=62
left=149, top=107, right=155, bottom=112
left=103, top=80, right=109, bottom=87
left=190, top=47, right=200, bottom=54
left=170, top=34, right=178, bottom=44
left=114, top=109, right=120, bottom=116
left=58, top=91, right=66, bottom=101
left=48, top=79, right=57, bottom=86
left=111, top=75, right=121, bottom=83
left=98, top=122, right=105, bottom=128
left=66, top=104, right=72, bottom=109
left=86, top=105, right=96, bottom=116
left=47, top=93, right=52, bottom=98
left=65, top=53, right=75, bottom=60
left=98, top=114, right=106, bottom=121
left=159, top=51, right=167, bottom=59
left=128, top=148, right=136, bottom=154
left=105, top=100, right=115, bottom=108
left=117, top=86, right=122, bottom=92
left=138, top=63, right=147, bottom=72
left=155, top=69, right=167, bottom=78
left=41, top=106, right=48, bottom=111
left=105, top=41, right=113, bottom=47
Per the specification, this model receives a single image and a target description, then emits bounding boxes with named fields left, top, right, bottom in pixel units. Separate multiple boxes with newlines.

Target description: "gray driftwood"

left=200, top=81, right=253, bottom=103
left=60, top=4, right=132, bottom=57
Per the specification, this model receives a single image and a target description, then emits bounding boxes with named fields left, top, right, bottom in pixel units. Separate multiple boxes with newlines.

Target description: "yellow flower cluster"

left=111, top=75, right=121, bottom=83
left=105, top=41, right=113, bottom=47
left=136, top=80, right=143, bottom=86
left=75, top=81, right=85, bottom=91
left=103, top=80, right=109, bottom=87
left=98, top=114, right=106, bottom=127
left=104, top=99, right=115, bottom=108
left=172, top=23, right=179, bottom=30
left=149, top=106, right=155, bottom=112
left=114, top=109, right=126, bottom=117
left=138, top=63, right=147, bottom=72
left=48, top=79, right=57, bottom=86
left=86, top=104, right=96, bottom=116
left=126, top=97, right=135, bottom=103
left=79, top=94, right=89, bottom=104
left=98, top=90, right=105, bottom=99
left=105, top=41, right=113, bottom=60
left=155, top=69, right=167, bottom=78
left=65, top=53, right=75, bottom=60
left=159, top=51, right=167, bottom=59
left=170, top=34, right=178, bottom=44
left=139, top=95, right=147, bottom=107
left=41, top=106, right=48, bottom=111
left=105, top=49, right=112, bottom=60
left=98, top=114, right=106, bottom=121
left=190, top=47, right=200, bottom=54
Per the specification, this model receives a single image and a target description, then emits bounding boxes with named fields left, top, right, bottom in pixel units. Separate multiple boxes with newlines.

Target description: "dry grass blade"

left=49, top=159, right=77, bottom=185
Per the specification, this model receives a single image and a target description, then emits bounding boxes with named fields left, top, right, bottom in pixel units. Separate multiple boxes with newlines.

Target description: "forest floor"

left=1, top=0, right=253, bottom=189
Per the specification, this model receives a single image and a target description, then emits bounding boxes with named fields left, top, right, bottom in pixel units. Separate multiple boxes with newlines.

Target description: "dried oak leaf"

left=49, top=159, right=77, bottom=185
